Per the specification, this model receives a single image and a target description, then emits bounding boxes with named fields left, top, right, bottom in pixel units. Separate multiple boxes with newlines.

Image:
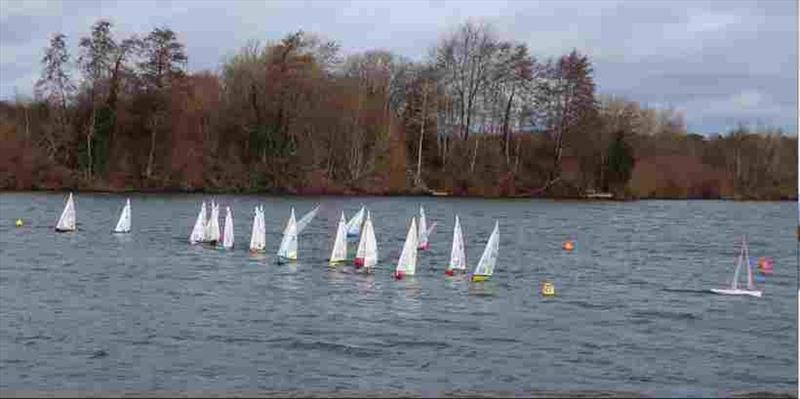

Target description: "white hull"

left=710, top=288, right=762, bottom=298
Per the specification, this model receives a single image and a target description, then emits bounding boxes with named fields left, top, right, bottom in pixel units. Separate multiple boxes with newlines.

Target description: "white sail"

left=205, top=201, right=221, bottom=243
left=189, top=201, right=207, bottom=244
left=329, top=211, right=348, bottom=264
left=346, top=206, right=365, bottom=237
left=55, top=192, right=76, bottom=232
left=259, top=206, right=266, bottom=250
left=355, top=210, right=368, bottom=261
left=395, top=218, right=418, bottom=276
left=249, top=206, right=265, bottom=252
left=448, top=215, right=466, bottom=271
left=296, top=204, right=320, bottom=233
left=417, top=205, right=428, bottom=249
left=427, top=222, right=438, bottom=239
left=112, top=198, right=131, bottom=233
left=473, top=221, right=499, bottom=277
left=222, top=206, right=234, bottom=249
left=710, top=236, right=762, bottom=297
left=277, top=208, right=298, bottom=261
left=362, top=211, right=378, bottom=268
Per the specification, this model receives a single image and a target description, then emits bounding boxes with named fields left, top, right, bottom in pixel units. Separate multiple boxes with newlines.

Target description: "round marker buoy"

left=15, top=219, right=23, bottom=227
left=541, top=281, right=555, bottom=297
left=562, top=240, right=574, bottom=251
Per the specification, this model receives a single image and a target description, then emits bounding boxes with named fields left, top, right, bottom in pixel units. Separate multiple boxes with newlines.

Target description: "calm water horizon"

left=1, top=193, right=797, bottom=397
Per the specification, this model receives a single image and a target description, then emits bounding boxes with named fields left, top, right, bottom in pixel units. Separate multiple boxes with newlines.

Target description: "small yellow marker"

left=15, top=219, right=23, bottom=227
left=541, top=281, right=555, bottom=297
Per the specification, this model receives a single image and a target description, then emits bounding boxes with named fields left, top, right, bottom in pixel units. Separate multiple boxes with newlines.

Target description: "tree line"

left=0, top=19, right=795, bottom=199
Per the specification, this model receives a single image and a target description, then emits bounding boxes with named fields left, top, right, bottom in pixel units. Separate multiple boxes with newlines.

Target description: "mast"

left=744, top=235, right=754, bottom=290
left=731, top=236, right=744, bottom=290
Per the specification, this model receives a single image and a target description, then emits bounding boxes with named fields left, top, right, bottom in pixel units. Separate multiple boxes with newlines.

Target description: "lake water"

left=0, top=193, right=797, bottom=397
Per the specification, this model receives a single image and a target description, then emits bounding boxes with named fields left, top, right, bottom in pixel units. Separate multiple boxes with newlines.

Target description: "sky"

left=0, top=0, right=797, bottom=135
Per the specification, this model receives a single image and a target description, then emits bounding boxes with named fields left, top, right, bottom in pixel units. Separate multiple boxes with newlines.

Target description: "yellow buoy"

left=541, top=281, right=555, bottom=296
left=562, top=240, right=574, bottom=251
left=15, top=219, right=23, bottom=227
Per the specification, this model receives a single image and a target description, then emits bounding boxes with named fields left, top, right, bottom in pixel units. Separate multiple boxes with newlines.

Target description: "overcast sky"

left=1, top=0, right=796, bottom=134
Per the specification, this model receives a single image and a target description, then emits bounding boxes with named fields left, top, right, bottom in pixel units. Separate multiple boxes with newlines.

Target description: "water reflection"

left=393, top=276, right=423, bottom=317
left=353, top=271, right=377, bottom=297
left=467, top=279, right=499, bottom=296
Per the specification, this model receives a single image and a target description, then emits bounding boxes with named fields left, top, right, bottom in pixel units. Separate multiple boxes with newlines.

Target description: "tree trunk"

left=86, top=106, right=95, bottom=180
left=503, top=87, right=515, bottom=166
left=469, top=138, right=479, bottom=173
left=24, top=106, right=30, bottom=143
left=146, top=116, right=158, bottom=180
left=443, top=135, right=449, bottom=166
left=550, top=86, right=572, bottom=184
left=416, top=85, right=428, bottom=187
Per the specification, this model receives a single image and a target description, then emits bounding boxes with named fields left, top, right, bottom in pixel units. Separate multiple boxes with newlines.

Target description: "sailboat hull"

left=710, top=288, right=762, bottom=297
left=277, top=256, right=297, bottom=264
left=471, top=274, right=490, bottom=282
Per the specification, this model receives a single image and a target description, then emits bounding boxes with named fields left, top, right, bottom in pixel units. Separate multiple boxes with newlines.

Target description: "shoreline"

left=0, top=188, right=796, bottom=202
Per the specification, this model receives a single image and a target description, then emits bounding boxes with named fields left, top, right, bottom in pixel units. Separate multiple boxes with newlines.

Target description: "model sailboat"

left=710, top=235, right=762, bottom=297
left=249, top=206, right=266, bottom=253
left=222, top=206, right=234, bottom=249
left=205, top=200, right=221, bottom=245
left=471, top=221, right=499, bottom=282
left=296, top=204, right=320, bottom=234
left=354, top=210, right=377, bottom=270
left=417, top=206, right=429, bottom=250
left=445, top=215, right=466, bottom=276
left=329, top=212, right=348, bottom=265
left=112, top=198, right=131, bottom=234
left=394, top=217, right=418, bottom=279
left=277, top=208, right=298, bottom=263
left=189, top=201, right=207, bottom=244
left=346, top=205, right=365, bottom=238
left=55, top=192, right=76, bottom=232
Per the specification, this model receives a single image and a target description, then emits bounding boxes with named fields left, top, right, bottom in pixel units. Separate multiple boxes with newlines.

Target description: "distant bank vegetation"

left=0, top=20, right=796, bottom=200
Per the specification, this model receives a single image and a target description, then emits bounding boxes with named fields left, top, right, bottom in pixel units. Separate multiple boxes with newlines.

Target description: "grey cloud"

left=0, top=0, right=795, bottom=134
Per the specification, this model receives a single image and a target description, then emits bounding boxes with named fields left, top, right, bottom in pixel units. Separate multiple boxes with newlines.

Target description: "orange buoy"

left=562, top=240, right=574, bottom=251
left=757, top=257, right=773, bottom=271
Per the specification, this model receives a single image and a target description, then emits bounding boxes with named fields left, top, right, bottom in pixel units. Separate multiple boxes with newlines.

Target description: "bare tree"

left=434, top=20, right=498, bottom=140
left=535, top=49, right=597, bottom=187
left=35, top=33, right=75, bottom=162
left=137, top=26, right=187, bottom=180
left=78, top=19, right=117, bottom=179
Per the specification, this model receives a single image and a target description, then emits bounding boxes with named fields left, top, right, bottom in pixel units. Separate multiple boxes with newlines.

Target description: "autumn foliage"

left=0, top=20, right=796, bottom=200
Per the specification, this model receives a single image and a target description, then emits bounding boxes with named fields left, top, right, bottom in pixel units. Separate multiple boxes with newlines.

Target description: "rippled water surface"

left=1, top=193, right=796, bottom=397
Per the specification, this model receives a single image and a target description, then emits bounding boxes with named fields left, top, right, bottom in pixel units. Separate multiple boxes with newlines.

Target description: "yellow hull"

left=328, top=260, right=346, bottom=267
left=471, top=274, right=490, bottom=282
